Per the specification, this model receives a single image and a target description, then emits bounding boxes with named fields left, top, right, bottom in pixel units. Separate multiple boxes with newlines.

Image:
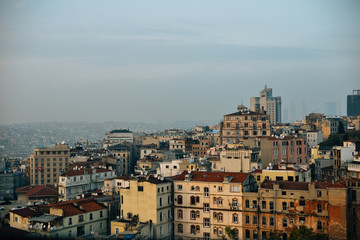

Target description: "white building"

left=104, top=129, right=134, bottom=144
left=58, top=168, right=116, bottom=201
left=250, top=85, right=281, bottom=124
left=306, top=130, right=323, bottom=149
left=157, top=159, right=191, bottom=177
left=169, top=138, right=185, bottom=153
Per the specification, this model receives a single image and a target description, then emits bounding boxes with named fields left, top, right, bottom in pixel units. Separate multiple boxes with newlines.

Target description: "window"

left=299, top=200, right=305, bottom=206
left=318, top=204, right=322, bottom=213
left=177, top=195, right=183, bottom=204
left=204, top=187, right=209, bottom=197
left=79, top=215, right=84, bottom=222
left=245, top=200, right=250, bottom=208
left=159, top=197, right=163, bottom=206
left=245, top=229, right=250, bottom=239
left=218, top=198, right=223, bottom=205
left=253, top=216, right=258, bottom=225
left=245, top=215, right=250, bottom=224
left=230, top=185, right=240, bottom=192
left=138, top=186, right=143, bottom=191
left=262, top=216, right=266, bottom=225
left=160, top=226, right=163, bottom=235
left=68, top=217, right=72, bottom=225
left=178, top=224, right=183, bottom=233
left=218, top=213, right=223, bottom=222
left=100, top=222, right=103, bottom=230
left=100, top=211, right=103, bottom=218
left=115, top=228, right=119, bottom=234
left=299, top=217, right=305, bottom=223
left=290, top=202, right=294, bottom=208
left=218, top=186, right=223, bottom=192
left=89, top=225, right=93, bottom=233
left=233, top=214, right=238, bottom=223
left=191, top=210, right=196, bottom=220
left=68, top=230, right=72, bottom=237
left=289, top=218, right=294, bottom=224
left=317, top=191, right=322, bottom=197
left=253, top=230, right=258, bottom=239
left=178, top=185, right=183, bottom=190
left=262, top=201, right=266, bottom=209
left=283, top=218, right=287, bottom=227
left=282, top=191, right=286, bottom=196
left=204, top=203, right=209, bottom=212
left=160, top=212, right=163, bottom=221
left=270, top=201, right=274, bottom=210
left=317, top=221, right=322, bottom=230
left=269, top=217, right=274, bottom=226
left=262, top=231, right=267, bottom=240
left=204, top=218, right=210, bottom=227
left=190, top=196, right=196, bottom=205
left=204, top=233, right=210, bottom=240
left=178, top=209, right=183, bottom=219
left=282, top=202, right=287, bottom=210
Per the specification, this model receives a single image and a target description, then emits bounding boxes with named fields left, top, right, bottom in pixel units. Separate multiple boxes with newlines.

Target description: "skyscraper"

left=250, top=85, right=282, bottom=124
left=347, top=90, right=360, bottom=116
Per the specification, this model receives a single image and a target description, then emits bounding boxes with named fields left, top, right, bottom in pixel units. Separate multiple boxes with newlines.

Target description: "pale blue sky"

left=1, top=0, right=360, bottom=124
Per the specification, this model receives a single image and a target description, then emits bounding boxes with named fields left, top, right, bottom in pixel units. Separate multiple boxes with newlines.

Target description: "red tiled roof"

left=344, top=139, right=357, bottom=142
left=46, top=198, right=106, bottom=217
left=171, top=171, right=249, bottom=183
left=61, top=168, right=113, bottom=177
left=16, top=185, right=58, bottom=197
left=10, top=208, right=40, bottom=218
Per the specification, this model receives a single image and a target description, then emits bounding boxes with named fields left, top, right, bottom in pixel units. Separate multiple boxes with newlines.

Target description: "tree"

left=289, top=226, right=328, bottom=240
left=338, top=121, right=345, bottom=134
left=224, top=226, right=238, bottom=240
left=268, top=230, right=283, bottom=240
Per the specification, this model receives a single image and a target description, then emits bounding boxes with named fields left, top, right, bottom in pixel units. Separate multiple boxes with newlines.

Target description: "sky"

left=1, top=0, right=360, bottom=125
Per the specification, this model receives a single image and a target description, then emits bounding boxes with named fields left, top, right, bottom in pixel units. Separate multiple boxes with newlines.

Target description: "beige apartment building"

left=30, top=143, right=70, bottom=185
left=107, top=144, right=132, bottom=175
left=172, top=171, right=258, bottom=240
left=220, top=105, right=271, bottom=145
left=119, top=176, right=173, bottom=240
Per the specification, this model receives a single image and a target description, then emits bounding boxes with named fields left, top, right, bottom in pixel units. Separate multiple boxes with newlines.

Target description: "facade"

left=191, top=138, right=210, bottom=157
left=104, top=129, right=134, bottom=144
left=221, top=105, right=271, bottom=145
left=119, top=176, right=173, bottom=240
left=0, top=170, right=25, bottom=200
left=157, top=159, right=190, bottom=178
left=347, top=89, right=360, bottom=116
left=30, top=143, right=70, bottom=185
left=172, top=171, right=258, bottom=240
left=107, top=144, right=132, bottom=175
left=319, top=117, right=347, bottom=140
left=103, top=176, right=131, bottom=195
left=10, top=199, right=108, bottom=238
left=250, top=86, right=282, bottom=124
left=348, top=154, right=360, bottom=179
left=58, top=168, right=116, bottom=201
left=242, top=180, right=348, bottom=240
left=170, top=139, right=186, bottom=153
left=251, top=162, right=311, bottom=184
left=213, top=146, right=260, bottom=173
left=306, top=130, right=323, bottom=149
left=257, top=136, right=308, bottom=166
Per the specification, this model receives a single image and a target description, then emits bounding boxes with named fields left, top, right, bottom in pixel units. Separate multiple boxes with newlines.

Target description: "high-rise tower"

left=347, top=89, right=360, bottom=116
left=250, top=85, right=282, bottom=124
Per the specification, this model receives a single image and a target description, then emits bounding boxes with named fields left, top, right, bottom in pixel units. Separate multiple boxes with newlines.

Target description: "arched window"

left=196, top=196, right=200, bottom=203
left=233, top=213, right=238, bottom=223
left=245, top=229, right=250, bottom=239
left=218, top=197, right=223, bottom=205
left=196, top=225, right=200, bottom=232
left=196, top=186, right=200, bottom=191
left=218, top=213, right=223, bottom=222
left=191, top=225, right=196, bottom=234
left=232, top=198, right=238, bottom=207
left=196, top=211, right=200, bottom=217
left=191, top=210, right=196, bottom=220
left=177, top=209, right=183, bottom=219
left=178, top=224, right=183, bottom=233
left=213, top=212, right=217, bottom=218
left=177, top=195, right=183, bottom=204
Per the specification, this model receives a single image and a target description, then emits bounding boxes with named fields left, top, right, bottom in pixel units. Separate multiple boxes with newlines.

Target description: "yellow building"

left=30, top=143, right=70, bottom=185
left=172, top=171, right=258, bottom=240
left=107, top=144, right=132, bottom=175
left=10, top=199, right=107, bottom=238
left=119, top=176, right=173, bottom=240
left=250, top=162, right=311, bottom=185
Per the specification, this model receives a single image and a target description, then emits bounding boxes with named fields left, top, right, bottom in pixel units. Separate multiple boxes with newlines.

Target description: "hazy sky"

left=1, top=0, right=360, bottom=125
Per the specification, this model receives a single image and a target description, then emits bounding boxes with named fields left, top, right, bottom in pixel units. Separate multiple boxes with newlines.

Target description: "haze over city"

left=1, top=0, right=360, bottom=124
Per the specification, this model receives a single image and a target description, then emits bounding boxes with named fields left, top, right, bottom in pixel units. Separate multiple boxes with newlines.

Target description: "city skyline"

left=1, top=0, right=360, bottom=125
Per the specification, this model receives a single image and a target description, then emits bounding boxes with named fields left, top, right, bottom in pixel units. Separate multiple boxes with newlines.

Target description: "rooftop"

left=110, top=129, right=132, bottom=134
left=261, top=180, right=346, bottom=190
left=61, top=168, right=113, bottom=177
left=171, top=171, right=249, bottom=183
left=45, top=198, right=106, bottom=217
left=16, top=184, right=58, bottom=197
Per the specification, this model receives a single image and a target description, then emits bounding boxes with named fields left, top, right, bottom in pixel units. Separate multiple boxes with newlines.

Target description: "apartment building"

left=250, top=86, right=282, bottom=124
left=242, top=180, right=348, bottom=240
left=170, top=139, right=186, bottom=153
left=107, top=144, right=132, bottom=175
left=257, top=136, right=308, bottom=166
left=172, top=171, right=258, bottom=240
left=191, top=138, right=210, bottom=157
left=306, top=130, right=323, bottom=149
left=212, top=146, right=260, bottom=173
left=104, top=129, right=134, bottom=144
left=220, top=105, right=271, bottom=145
left=250, top=162, right=311, bottom=185
left=119, top=176, right=173, bottom=240
left=10, top=199, right=107, bottom=238
left=30, top=143, right=70, bottom=185
left=58, top=168, right=116, bottom=201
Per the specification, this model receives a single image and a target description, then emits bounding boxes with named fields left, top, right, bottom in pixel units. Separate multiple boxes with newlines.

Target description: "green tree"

left=224, top=226, right=238, bottom=240
left=338, top=121, right=345, bottom=134
left=268, top=230, right=283, bottom=240
left=289, top=226, right=328, bottom=240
